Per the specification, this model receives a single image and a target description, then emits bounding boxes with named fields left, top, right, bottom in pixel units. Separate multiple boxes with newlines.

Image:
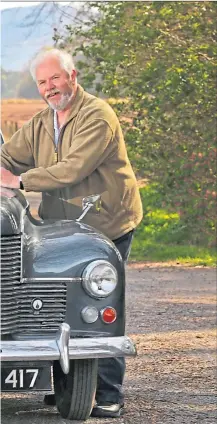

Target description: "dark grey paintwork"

left=1, top=190, right=126, bottom=339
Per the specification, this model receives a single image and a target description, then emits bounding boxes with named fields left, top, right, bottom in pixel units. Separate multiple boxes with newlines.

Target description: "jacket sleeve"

left=21, top=118, right=115, bottom=192
left=1, top=124, right=35, bottom=175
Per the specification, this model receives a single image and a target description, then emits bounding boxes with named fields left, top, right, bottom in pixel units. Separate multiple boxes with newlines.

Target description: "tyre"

left=53, top=358, right=98, bottom=421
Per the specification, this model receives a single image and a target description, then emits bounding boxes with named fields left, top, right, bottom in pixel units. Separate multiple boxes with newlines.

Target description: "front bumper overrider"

left=0, top=323, right=137, bottom=374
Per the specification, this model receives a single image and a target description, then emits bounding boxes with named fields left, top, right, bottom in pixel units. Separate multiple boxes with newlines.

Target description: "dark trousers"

left=96, top=230, right=134, bottom=405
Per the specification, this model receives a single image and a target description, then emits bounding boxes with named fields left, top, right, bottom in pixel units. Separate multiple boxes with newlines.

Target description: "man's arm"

left=0, top=167, right=20, bottom=189
left=1, top=124, right=35, bottom=175
left=21, top=118, right=115, bottom=192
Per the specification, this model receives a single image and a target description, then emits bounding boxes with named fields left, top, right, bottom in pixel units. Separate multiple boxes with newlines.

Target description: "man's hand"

left=0, top=167, right=20, bottom=189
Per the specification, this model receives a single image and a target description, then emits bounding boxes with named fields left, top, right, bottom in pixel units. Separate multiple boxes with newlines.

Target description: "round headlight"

left=82, top=260, right=118, bottom=298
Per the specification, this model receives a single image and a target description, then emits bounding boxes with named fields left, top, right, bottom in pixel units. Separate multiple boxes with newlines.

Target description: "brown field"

left=1, top=97, right=132, bottom=140
left=1, top=99, right=47, bottom=135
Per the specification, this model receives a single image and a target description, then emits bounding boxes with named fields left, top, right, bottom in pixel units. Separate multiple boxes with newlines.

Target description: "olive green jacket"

left=1, top=85, right=143, bottom=239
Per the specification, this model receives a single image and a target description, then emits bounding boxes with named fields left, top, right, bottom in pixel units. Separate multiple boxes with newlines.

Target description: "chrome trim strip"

left=20, top=233, right=24, bottom=281
left=22, top=277, right=83, bottom=283
left=21, top=203, right=29, bottom=281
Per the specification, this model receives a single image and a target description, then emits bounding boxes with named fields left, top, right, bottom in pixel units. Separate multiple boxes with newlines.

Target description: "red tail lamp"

left=100, top=307, right=117, bottom=324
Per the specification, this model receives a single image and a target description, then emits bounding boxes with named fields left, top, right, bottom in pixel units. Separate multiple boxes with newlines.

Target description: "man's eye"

left=53, top=76, right=59, bottom=79
left=39, top=81, right=45, bottom=86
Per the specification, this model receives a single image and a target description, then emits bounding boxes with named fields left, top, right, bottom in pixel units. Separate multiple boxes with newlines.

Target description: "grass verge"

left=130, top=185, right=216, bottom=266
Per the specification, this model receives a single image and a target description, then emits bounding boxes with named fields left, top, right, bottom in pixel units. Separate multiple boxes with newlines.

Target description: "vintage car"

left=0, top=187, right=136, bottom=420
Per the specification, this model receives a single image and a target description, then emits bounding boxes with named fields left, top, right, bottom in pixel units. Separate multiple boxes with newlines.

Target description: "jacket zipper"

left=55, top=126, right=67, bottom=219
left=54, top=126, right=65, bottom=164
left=54, top=147, right=58, bottom=164
left=54, top=128, right=63, bottom=164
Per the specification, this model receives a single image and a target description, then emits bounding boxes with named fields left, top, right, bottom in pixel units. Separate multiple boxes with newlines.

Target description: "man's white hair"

left=30, top=48, right=76, bottom=81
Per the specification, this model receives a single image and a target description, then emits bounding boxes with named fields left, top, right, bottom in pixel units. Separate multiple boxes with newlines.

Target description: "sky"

left=1, top=0, right=84, bottom=71
left=0, top=1, right=75, bottom=10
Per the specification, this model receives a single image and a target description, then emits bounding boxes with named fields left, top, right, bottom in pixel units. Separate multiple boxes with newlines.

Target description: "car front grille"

left=1, top=234, right=67, bottom=336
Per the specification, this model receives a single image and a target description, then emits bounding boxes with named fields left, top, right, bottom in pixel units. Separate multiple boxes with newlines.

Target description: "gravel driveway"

left=1, top=264, right=216, bottom=424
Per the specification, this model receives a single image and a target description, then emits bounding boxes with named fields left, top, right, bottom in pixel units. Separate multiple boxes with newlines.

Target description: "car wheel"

left=53, top=358, right=97, bottom=421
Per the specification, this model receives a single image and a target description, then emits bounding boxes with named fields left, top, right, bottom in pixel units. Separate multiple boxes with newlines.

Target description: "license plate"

left=1, top=366, right=51, bottom=391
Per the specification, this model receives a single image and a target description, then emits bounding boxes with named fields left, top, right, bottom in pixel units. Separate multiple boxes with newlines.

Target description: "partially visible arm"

left=21, top=118, right=115, bottom=192
left=0, top=167, right=20, bottom=189
left=1, top=124, right=35, bottom=175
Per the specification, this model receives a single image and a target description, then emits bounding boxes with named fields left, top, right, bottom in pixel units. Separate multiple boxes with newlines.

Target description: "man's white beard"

left=47, top=90, right=74, bottom=111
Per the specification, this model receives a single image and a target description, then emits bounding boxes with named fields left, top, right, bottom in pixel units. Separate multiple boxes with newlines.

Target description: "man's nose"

left=45, top=79, right=55, bottom=91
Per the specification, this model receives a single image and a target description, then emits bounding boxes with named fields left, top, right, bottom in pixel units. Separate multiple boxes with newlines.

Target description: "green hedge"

left=130, top=185, right=216, bottom=266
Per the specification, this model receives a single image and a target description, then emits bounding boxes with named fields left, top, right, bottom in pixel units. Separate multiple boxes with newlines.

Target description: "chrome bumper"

left=0, top=323, right=136, bottom=374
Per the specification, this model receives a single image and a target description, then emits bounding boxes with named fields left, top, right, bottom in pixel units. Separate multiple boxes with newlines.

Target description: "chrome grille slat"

left=1, top=274, right=20, bottom=280
left=1, top=234, right=67, bottom=335
left=1, top=270, right=20, bottom=280
left=1, top=315, right=65, bottom=321
left=1, top=305, right=19, bottom=311
left=1, top=255, right=20, bottom=259
left=1, top=247, right=21, bottom=252
left=1, top=235, right=21, bottom=241
left=1, top=238, right=21, bottom=243
left=1, top=261, right=21, bottom=266
left=1, top=305, right=66, bottom=312
left=1, top=243, right=21, bottom=247
left=1, top=308, right=65, bottom=314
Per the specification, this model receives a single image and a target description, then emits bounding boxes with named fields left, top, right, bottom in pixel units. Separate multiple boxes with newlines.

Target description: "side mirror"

left=76, top=194, right=101, bottom=222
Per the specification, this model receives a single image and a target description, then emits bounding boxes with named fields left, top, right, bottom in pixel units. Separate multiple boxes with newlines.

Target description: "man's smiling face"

left=35, top=56, right=76, bottom=111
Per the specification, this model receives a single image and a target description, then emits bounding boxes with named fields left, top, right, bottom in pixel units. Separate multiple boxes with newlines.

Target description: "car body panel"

left=1, top=189, right=135, bottom=396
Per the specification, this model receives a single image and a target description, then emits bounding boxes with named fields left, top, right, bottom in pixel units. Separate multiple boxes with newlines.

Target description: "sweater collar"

left=41, top=84, right=85, bottom=139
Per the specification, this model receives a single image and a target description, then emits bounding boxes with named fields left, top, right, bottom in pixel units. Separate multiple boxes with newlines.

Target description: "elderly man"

left=1, top=48, right=143, bottom=418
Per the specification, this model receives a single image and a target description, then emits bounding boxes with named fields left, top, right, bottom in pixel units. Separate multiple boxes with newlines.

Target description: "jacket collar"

left=41, top=84, right=85, bottom=139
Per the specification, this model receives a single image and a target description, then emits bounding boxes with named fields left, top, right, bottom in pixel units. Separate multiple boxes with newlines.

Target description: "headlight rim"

left=82, top=260, right=118, bottom=299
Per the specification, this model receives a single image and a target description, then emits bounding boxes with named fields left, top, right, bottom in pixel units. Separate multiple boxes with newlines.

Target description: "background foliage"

left=55, top=1, right=216, bottom=247
left=1, top=69, right=40, bottom=99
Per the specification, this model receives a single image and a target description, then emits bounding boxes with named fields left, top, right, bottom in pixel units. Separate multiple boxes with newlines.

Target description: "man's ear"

left=71, top=69, right=77, bottom=83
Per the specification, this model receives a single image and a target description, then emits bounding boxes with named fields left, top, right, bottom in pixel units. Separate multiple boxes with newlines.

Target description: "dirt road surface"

left=1, top=264, right=216, bottom=424
left=1, top=193, right=216, bottom=423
